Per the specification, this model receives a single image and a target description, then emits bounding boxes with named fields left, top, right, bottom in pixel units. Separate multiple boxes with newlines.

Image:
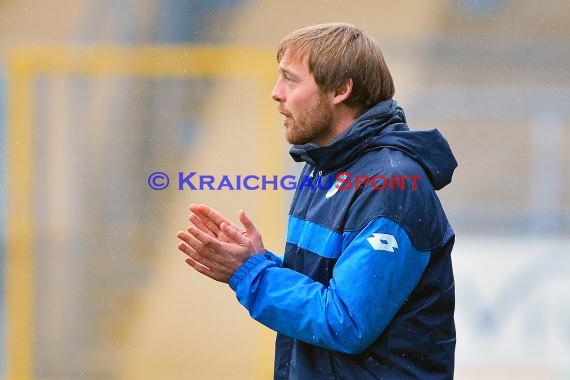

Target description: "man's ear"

left=332, top=79, right=353, bottom=105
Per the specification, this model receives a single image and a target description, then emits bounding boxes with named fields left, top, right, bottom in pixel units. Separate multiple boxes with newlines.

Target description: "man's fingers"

left=177, top=242, right=208, bottom=267
left=177, top=230, right=201, bottom=251
left=184, top=256, right=220, bottom=280
left=239, top=210, right=257, bottom=235
left=177, top=238, right=204, bottom=259
left=201, top=216, right=227, bottom=236
left=188, top=212, right=218, bottom=237
left=189, top=204, right=223, bottom=235
left=238, top=210, right=265, bottom=254
left=177, top=231, right=216, bottom=261
left=187, top=226, right=223, bottom=251
left=177, top=238, right=197, bottom=256
left=220, top=222, right=249, bottom=245
left=177, top=239, right=221, bottom=273
left=191, top=204, right=243, bottom=232
left=190, top=203, right=227, bottom=226
left=184, top=256, right=210, bottom=273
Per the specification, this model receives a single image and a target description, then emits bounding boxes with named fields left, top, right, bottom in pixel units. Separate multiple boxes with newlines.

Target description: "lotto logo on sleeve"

left=367, top=233, right=398, bottom=252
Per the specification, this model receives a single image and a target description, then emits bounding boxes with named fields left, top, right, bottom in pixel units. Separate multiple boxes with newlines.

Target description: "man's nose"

left=271, top=80, right=284, bottom=102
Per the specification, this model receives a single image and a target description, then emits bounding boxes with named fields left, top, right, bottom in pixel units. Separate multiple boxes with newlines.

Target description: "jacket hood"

left=289, top=99, right=458, bottom=190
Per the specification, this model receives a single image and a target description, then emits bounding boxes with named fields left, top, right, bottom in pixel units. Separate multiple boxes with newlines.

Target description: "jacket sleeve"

left=263, top=250, right=283, bottom=266
left=228, top=216, right=430, bottom=354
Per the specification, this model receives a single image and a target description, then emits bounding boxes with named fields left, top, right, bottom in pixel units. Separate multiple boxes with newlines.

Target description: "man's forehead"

left=279, top=49, right=309, bottom=70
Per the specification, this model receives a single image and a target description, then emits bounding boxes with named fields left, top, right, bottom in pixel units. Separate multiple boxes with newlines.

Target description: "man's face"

left=271, top=51, right=334, bottom=146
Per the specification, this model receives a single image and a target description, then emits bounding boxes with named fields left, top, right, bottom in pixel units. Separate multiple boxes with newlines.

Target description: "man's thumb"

left=239, top=210, right=256, bottom=234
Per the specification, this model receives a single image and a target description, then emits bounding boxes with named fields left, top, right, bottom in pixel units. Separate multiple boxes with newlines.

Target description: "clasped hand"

left=177, top=204, right=265, bottom=283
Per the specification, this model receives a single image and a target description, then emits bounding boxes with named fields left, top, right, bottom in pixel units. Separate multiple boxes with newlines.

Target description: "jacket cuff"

left=263, top=250, right=281, bottom=263
left=229, top=254, right=267, bottom=291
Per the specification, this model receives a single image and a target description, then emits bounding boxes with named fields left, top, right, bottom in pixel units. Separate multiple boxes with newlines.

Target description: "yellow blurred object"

left=5, top=45, right=282, bottom=380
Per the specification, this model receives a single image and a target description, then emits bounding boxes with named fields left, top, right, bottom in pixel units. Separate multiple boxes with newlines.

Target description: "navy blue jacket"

left=229, top=99, right=457, bottom=379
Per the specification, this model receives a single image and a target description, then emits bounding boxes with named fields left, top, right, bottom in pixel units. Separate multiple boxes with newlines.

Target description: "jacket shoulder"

left=344, top=148, right=450, bottom=251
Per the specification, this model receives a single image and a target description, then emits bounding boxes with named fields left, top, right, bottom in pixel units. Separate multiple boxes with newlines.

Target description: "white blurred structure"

left=454, top=236, right=570, bottom=379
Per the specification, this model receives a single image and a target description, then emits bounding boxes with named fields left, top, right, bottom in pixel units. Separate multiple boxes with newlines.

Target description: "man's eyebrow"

left=278, top=66, right=297, bottom=78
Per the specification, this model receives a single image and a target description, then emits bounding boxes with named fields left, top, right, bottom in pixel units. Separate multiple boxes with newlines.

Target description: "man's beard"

left=284, top=94, right=333, bottom=146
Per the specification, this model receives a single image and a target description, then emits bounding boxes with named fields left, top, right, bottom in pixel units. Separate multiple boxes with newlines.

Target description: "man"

left=177, top=23, right=457, bottom=379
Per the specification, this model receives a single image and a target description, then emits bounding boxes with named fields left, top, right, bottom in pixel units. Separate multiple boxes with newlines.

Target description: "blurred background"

left=0, top=0, right=569, bottom=379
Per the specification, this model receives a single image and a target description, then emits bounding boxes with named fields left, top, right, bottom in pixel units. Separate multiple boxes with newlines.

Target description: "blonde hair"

left=277, top=23, right=395, bottom=112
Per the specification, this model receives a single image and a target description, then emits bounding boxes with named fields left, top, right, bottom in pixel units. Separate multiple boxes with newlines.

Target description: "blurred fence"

left=3, top=45, right=283, bottom=380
